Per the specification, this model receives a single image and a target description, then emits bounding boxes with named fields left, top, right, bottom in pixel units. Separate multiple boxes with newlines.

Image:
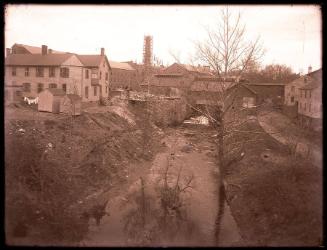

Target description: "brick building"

left=108, top=61, right=137, bottom=91
left=144, top=63, right=212, bottom=95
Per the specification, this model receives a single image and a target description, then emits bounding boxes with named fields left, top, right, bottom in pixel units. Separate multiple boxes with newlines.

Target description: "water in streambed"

left=81, top=126, right=241, bottom=246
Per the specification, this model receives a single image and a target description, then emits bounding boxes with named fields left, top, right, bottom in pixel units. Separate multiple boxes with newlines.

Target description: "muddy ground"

left=4, top=103, right=323, bottom=246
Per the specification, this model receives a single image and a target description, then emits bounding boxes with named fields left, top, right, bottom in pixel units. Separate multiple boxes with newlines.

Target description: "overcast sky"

left=5, top=4, right=322, bottom=73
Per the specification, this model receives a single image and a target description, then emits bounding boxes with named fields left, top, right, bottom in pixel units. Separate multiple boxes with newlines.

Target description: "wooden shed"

left=61, top=94, right=82, bottom=116
left=38, top=88, right=66, bottom=113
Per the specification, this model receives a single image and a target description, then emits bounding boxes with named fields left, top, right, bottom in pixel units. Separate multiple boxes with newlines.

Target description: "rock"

left=181, top=144, right=193, bottom=153
left=18, top=128, right=25, bottom=133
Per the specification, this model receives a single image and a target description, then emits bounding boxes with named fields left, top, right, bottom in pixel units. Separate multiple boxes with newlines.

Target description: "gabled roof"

left=180, top=64, right=211, bottom=73
left=12, top=43, right=66, bottom=54
left=307, top=68, right=322, bottom=82
left=77, top=55, right=111, bottom=69
left=109, top=61, right=135, bottom=71
left=46, top=88, right=66, bottom=96
left=5, top=54, right=73, bottom=66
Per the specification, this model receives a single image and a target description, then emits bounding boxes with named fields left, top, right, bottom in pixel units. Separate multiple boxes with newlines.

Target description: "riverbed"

left=81, top=125, right=241, bottom=246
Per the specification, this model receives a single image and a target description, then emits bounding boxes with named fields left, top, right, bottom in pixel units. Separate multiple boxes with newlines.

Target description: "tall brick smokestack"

left=101, top=48, right=105, bottom=56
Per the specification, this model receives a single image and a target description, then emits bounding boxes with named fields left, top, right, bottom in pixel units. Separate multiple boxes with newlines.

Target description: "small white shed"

left=38, top=88, right=66, bottom=113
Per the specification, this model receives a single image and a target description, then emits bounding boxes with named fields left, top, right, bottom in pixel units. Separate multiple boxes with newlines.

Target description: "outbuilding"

left=61, top=94, right=82, bottom=116
left=38, top=88, right=66, bottom=113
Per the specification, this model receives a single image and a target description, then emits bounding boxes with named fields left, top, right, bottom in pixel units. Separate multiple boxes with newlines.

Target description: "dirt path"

left=258, top=110, right=322, bottom=168
left=82, top=126, right=241, bottom=246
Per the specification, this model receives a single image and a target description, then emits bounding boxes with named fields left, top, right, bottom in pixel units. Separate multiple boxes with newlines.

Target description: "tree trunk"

left=215, top=115, right=225, bottom=246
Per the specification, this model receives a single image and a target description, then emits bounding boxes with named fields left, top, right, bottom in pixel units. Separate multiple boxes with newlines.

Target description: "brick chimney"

left=41, top=45, right=48, bottom=55
left=6, top=48, right=11, bottom=57
left=308, top=65, right=312, bottom=74
left=101, top=48, right=105, bottom=56
left=48, top=49, right=53, bottom=54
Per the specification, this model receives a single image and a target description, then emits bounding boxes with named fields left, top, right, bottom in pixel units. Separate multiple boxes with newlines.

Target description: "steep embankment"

left=5, top=105, right=163, bottom=246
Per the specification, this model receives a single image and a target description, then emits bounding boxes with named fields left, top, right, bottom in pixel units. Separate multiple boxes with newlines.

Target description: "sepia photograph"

left=4, top=4, right=322, bottom=247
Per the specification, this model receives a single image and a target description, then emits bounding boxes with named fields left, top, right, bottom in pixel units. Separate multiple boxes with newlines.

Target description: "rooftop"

left=5, top=53, right=73, bottom=66
left=77, top=55, right=105, bottom=67
left=13, top=43, right=67, bottom=54
left=109, top=61, right=135, bottom=71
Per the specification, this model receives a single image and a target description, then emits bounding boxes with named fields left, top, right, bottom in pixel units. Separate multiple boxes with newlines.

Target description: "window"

left=304, top=90, right=307, bottom=98
left=99, top=71, right=102, bottom=80
left=85, top=86, right=89, bottom=98
left=15, top=90, right=22, bottom=97
left=309, top=103, right=311, bottom=112
left=49, top=83, right=57, bottom=89
left=62, top=84, right=67, bottom=93
left=85, top=69, right=89, bottom=79
left=304, top=103, right=306, bottom=111
left=100, top=86, right=102, bottom=96
left=49, top=67, right=56, bottom=77
left=291, top=86, right=295, bottom=92
left=291, top=96, right=294, bottom=103
left=309, top=91, right=311, bottom=98
left=93, top=86, right=97, bottom=96
left=105, top=72, right=108, bottom=80
left=36, top=67, right=44, bottom=77
left=37, top=83, right=44, bottom=93
left=106, top=86, right=108, bottom=93
left=300, top=102, right=302, bottom=110
left=60, top=67, right=69, bottom=78
left=25, top=67, right=29, bottom=77
left=22, top=83, right=31, bottom=92
left=12, top=67, right=16, bottom=76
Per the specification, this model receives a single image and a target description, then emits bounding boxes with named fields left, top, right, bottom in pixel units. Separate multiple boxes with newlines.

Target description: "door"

left=52, top=99, right=61, bottom=114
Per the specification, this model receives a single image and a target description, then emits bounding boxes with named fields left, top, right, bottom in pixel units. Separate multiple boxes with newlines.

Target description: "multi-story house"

left=5, top=45, right=111, bottom=104
left=296, top=69, right=322, bottom=131
left=284, top=67, right=322, bottom=130
left=77, top=48, right=111, bottom=102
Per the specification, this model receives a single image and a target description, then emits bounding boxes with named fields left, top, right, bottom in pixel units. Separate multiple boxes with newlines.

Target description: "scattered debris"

left=18, top=128, right=26, bottom=133
left=181, top=144, right=193, bottom=153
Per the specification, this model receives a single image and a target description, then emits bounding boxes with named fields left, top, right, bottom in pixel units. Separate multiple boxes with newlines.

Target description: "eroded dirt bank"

left=82, top=125, right=241, bottom=246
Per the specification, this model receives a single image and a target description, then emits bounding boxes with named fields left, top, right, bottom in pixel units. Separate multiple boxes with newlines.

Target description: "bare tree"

left=191, top=6, right=265, bottom=245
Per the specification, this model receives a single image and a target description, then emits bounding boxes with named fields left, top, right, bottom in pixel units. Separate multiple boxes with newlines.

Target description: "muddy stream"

left=80, top=125, right=241, bottom=246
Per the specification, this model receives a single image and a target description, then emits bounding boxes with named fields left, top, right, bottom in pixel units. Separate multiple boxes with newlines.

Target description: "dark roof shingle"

left=13, top=43, right=66, bottom=54
left=5, top=54, right=72, bottom=66
left=77, top=55, right=103, bottom=67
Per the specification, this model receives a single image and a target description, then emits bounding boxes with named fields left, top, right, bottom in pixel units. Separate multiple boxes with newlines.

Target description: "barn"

left=38, top=88, right=66, bottom=113
left=61, top=94, right=82, bottom=116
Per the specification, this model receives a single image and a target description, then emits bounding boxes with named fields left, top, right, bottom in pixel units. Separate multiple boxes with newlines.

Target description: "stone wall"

left=129, top=97, right=190, bottom=127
